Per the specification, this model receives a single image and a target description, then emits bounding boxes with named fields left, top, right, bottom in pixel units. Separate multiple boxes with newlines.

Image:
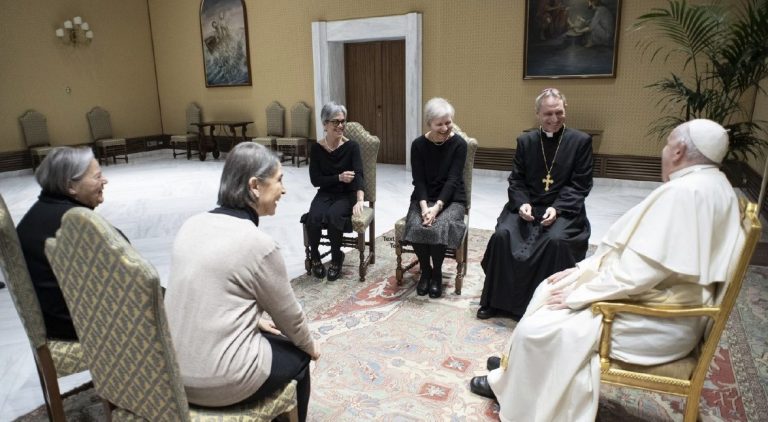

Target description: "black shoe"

left=476, top=306, right=497, bottom=320
left=486, top=356, right=501, bottom=371
left=0, top=281, right=5, bottom=289
left=416, top=273, right=430, bottom=296
left=469, top=376, right=496, bottom=400
left=327, top=254, right=344, bottom=281
left=311, top=260, right=325, bottom=279
left=428, top=271, right=442, bottom=299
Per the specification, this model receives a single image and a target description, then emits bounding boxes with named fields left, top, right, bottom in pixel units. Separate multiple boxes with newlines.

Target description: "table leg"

left=197, top=126, right=207, bottom=161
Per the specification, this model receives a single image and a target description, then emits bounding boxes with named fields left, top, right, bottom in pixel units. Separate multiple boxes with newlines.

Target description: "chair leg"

left=396, top=242, right=404, bottom=285
left=302, top=223, right=312, bottom=275
left=34, top=346, right=66, bottom=422
left=683, top=388, right=703, bottom=422
left=357, top=235, right=366, bottom=282
left=369, top=219, right=376, bottom=265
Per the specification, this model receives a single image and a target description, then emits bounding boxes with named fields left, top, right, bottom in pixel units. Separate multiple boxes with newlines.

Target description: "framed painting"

left=200, top=0, right=252, bottom=87
left=523, top=0, right=621, bottom=79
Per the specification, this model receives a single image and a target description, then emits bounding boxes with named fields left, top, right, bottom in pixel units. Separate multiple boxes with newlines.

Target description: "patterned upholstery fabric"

left=345, top=122, right=379, bottom=204
left=171, top=103, right=202, bottom=159
left=253, top=101, right=285, bottom=149
left=351, top=207, right=374, bottom=233
left=87, top=106, right=127, bottom=164
left=276, top=102, right=311, bottom=166
left=48, top=340, right=87, bottom=375
left=45, top=207, right=298, bottom=421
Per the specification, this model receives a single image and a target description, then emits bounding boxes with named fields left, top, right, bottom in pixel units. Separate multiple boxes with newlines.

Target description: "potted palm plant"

left=631, top=0, right=768, bottom=187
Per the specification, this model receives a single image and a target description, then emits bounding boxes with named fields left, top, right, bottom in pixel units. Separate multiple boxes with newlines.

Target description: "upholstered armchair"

left=0, top=194, right=88, bottom=422
left=302, top=122, right=380, bottom=282
left=170, top=102, right=202, bottom=160
left=45, top=207, right=299, bottom=421
left=19, top=110, right=54, bottom=171
left=276, top=102, right=311, bottom=167
left=86, top=106, right=128, bottom=165
left=592, top=199, right=761, bottom=422
left=253, top=101, right=285, bottom=151
left=394, top=124, right=478, bottom=295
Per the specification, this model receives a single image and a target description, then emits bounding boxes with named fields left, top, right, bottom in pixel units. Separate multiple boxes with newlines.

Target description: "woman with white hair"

left=302, top=101, right=364, bottom=281
left=16, top=146, right=111, bottom=340
left=401, top=97, right=467, bottom=299
left=165, top=142, right=318, bottom=422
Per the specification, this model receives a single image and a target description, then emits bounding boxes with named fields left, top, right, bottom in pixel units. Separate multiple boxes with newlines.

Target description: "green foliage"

left=631, top=0, right=768, bottom=162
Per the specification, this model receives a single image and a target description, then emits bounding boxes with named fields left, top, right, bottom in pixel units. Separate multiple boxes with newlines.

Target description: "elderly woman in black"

left=16, top=147, right=110, bottom=340
left=402, top=97, right=467, bottom=299
left=302, top=102, right=364, bottom=281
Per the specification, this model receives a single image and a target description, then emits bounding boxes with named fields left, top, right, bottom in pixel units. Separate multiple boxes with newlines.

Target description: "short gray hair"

left=673, top=123, right=717, bottom=165
left=535, top=88, right=567, bottom=112
left=424, top=97, right=455, bottom=125
left=35, top=147, right=95, bottom=195
left=218, top=142, right=280, bottom=209
left=320, top=102, right=347, bottom=123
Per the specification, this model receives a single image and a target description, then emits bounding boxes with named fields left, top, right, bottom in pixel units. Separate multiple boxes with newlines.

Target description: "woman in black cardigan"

left=302, top=102, right=364, bottom=281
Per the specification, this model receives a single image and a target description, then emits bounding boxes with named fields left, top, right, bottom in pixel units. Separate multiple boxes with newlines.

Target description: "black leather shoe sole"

left=476, top=306, right=497, bottom=320
left=469, top=376, right=496, bottom=400
left=486, top=356, right=501, bottom=371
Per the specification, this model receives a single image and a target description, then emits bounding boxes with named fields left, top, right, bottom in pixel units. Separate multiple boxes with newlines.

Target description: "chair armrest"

left=590, top=301, right=719, bottom=371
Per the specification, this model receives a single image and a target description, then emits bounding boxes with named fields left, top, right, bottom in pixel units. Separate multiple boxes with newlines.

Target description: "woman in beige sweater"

left=165, top=142, right=319, bottom=421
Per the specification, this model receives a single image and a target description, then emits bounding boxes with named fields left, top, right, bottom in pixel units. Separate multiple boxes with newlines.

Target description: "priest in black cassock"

left=477, top=88, right=593, bottom=320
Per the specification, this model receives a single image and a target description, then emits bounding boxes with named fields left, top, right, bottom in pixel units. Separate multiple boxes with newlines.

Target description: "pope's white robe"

left=487, top=165, right=741, bottom=422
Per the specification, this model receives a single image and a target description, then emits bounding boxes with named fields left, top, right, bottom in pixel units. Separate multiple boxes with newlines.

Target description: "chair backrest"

left=693, top=199, right=761, bottom=382
left=0, top=194, right=48, bottom=349
left=451, top=123, right=478, bottom=210
left=265, top=101, right=285, bottom=137
left=289, top=102, right=311, bottom=138
left=45, top=208, right=191, bottom=421
left=185, top=103, right=202, bottom=134
left=86, top=106, right=115, bottom=141
left=19, top=110, right=51, bottom=148
left=344, top=122, right=381, bottom=203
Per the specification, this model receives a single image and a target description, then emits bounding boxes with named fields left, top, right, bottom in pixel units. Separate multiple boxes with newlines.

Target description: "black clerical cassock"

left=479, top=126, right=593, bottom=319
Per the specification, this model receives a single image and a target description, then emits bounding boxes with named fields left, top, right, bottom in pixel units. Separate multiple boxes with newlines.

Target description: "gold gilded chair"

left=0, top=194, right=87, bottom=422
left=276, top=102, right=311, bottom=167
left=591, top=199, right=761, bottom=422
left=170, top=102, right=202, bottom=160
left=45, top=207, right=299, bottom=421
left=302, top=122, right=380, bottom=282
left=19, top=110, right=54, bottom=171
left=394, top=124, right=478, bottom=295
left=253, top=101, right=285, bottom=151
left=86, top=106, right=128, bottom=165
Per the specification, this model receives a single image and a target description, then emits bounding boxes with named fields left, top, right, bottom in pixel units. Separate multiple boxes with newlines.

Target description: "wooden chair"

left=0, top=194, right=88, bottom=422
left=301, top=122, right=380, bottom=282
left=19, top=110, right=54, bottom=171
left=170, top=102, right=202, bottom=160
left=276, top=102, right=311, bottom=167
left=253, top=101, right=285, bottom=151
left=86, top=106, right=128, bottom=165
left=45, top=207, right=299, bottom=421
left=591, top=199, right=761, bottom=422
left=394, top=124, right=478, bottom=294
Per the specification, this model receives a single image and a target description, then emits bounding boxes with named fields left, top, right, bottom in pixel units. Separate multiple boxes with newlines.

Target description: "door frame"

left=312, top=13, right=421, bottom=168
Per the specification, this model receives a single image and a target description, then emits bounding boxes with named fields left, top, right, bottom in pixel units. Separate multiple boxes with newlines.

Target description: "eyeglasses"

left=327, top=119, right=346, bottom=127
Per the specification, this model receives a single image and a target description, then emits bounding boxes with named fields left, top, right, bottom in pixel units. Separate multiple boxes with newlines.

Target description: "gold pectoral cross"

left=542, top=173, right=554, bottom=191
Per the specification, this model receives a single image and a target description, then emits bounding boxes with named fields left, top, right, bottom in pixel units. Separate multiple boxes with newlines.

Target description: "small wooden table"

left=193, top=121, right=253, bottom=161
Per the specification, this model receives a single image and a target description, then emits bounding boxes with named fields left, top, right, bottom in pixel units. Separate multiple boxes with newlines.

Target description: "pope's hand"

left=519, top=203, right=535, bottom=222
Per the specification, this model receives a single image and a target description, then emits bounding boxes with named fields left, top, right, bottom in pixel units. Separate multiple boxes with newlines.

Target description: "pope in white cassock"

left=469, top=119, right=741, bottom=422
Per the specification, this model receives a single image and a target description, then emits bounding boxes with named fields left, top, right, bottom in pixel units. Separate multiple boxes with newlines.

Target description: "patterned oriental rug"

left=16, top=229, right=768, bottom=421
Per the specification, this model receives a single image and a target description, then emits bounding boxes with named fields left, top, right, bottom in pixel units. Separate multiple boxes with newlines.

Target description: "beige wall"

left=149, top=0, right=676, bottom=157
left=0, top=0, right=160, bottom=152
left=2, top=0, right=762, bottom=161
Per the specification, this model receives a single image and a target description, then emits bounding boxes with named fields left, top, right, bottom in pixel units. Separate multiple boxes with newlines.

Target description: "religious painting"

left=200, top=0, right=252, bottom=87
left=523, top=0, right=621, bottom=79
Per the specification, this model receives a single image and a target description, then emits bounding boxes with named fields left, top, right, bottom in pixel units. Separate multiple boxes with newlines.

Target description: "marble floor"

left=0, top=150, right=660, bottom=420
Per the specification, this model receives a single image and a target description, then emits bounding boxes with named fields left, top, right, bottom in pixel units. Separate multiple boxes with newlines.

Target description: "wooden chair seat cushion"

left=48, top=340, right=88, bottom=376
left=30, top=146, right=53, bottom=156
left=95, top=138, right=126, bottom=147
left=252, top=136, right=276, bottom=144
left=351, top=207, right=374, bottom=233
left=609, top=353, right=698, bottom=380
left=275, top=137, right=306, bottom=146
left=170, top=134, right=197, bottom=143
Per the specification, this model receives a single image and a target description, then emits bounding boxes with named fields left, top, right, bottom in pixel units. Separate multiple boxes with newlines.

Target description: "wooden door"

left=344, top=40, right=405, bottom=164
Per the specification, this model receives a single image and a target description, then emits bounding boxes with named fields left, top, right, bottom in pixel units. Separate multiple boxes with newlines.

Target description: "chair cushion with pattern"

left=48, top=340, right=87, bottom=376
left=351, top=207, right=374, bottom=233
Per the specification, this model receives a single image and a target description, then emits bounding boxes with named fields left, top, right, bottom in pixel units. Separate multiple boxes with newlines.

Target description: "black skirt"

left=401, top=200, right=466, bottom=249
left=301, top=191, right=355, bottom=232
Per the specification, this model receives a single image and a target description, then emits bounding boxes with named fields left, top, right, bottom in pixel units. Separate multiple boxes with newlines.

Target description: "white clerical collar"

left=669, top=164, right=718, bottom=180
left=544, top=130, right=555, bottom=138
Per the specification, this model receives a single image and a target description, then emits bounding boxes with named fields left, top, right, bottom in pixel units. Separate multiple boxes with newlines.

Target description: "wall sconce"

left=55, top=16, right=93, bottom=45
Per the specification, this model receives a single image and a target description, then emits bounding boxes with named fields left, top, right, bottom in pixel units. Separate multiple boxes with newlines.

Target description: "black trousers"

left=243, top=333, right=312, bottom=421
